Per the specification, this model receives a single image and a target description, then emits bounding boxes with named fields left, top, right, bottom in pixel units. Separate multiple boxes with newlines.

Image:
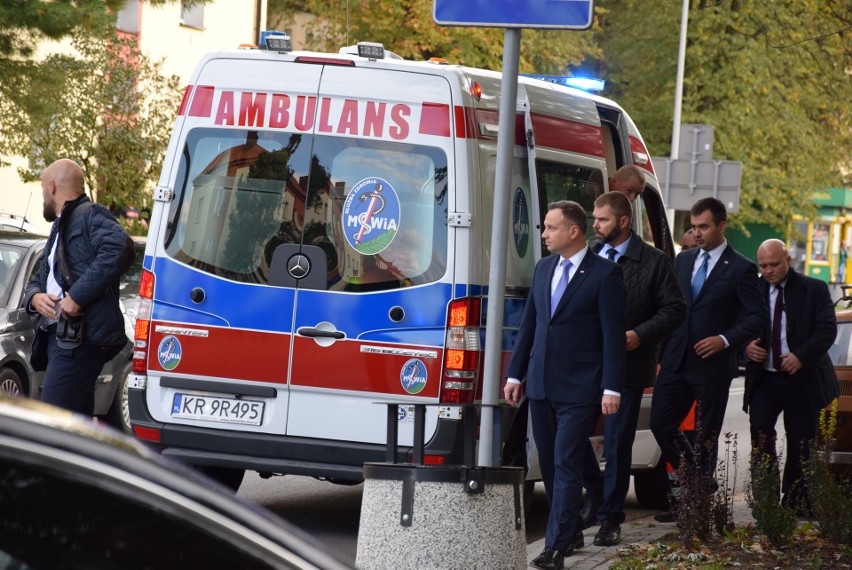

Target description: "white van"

left=128, top=37, right=674, bottom=505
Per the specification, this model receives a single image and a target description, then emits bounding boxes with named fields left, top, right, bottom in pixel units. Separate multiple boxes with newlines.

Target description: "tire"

left=0, top=368, right=24, bottom=397
left=197, top=466, right=245, bottom=492
left=107, top=362, right=132, bottom=433
left=633, top=460, right=671, bottom=510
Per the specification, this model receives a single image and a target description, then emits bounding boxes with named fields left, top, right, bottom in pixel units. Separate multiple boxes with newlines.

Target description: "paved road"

left=238, top=377, right=756, bottom=565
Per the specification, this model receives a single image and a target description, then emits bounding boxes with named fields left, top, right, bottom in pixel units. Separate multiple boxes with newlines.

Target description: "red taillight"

left=133, top=425, right=161, bottom=443
left=132, top=269, right=154, bottom=375
left=423, top=455, right=446, bottom=465
left=440, top=297, right=481, bottom=404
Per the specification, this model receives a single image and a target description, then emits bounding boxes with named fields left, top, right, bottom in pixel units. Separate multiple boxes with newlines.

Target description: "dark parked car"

left=826, top=305, right=852, bottom=469
left=0, top=231, right=144, bottom=432
left=0, top=395, right=352, bottom=569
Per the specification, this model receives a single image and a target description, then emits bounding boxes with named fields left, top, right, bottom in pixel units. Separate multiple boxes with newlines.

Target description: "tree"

left=596, top=0, right=852, bottom=231
left=267, top=0, right=601, bottom=74
left=0, top=31, right=182, bottom=213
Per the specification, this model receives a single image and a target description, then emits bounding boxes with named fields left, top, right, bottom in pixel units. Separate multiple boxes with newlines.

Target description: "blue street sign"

left=434, top=0, right=594, bottom=29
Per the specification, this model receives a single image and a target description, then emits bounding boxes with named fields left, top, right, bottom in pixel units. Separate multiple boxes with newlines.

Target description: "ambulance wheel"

left=198, top=466, right=245, bottom=492
left=633, top=460, right=670, bottom=510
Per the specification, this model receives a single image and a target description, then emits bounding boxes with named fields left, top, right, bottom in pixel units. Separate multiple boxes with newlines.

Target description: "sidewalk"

left=526, top=494, right=755, bottom=569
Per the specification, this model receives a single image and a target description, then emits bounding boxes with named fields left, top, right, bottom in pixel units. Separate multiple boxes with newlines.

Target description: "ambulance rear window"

left=164, top=128, right=448, bottom=291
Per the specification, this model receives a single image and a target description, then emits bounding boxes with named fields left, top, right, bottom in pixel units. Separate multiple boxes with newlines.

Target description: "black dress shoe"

left=593, top=520, right=621, bottom=546
left=580, top=493, right=604, bottom=529
left=653, top=511, right=675, bottom=523
left=531, top=547, right=564, bottom=570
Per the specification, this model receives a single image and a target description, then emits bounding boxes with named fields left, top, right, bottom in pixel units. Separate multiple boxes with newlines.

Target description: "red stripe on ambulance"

left=147, top=323, right=290, bottom=384
left=290, top=337, right=441, bottom=398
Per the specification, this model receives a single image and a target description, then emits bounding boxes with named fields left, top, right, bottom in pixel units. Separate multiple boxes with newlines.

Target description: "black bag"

left=55, top=315, right=84, bottom=350
left=30, top=328, right=48, bottom=371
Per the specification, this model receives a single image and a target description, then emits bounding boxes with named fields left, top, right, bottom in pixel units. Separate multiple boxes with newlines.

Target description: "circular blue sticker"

left=400, top=359, right=427, bottom=395
left=158, top=335, right=182, bottom=371
left=341, top=177, right=400, bottom=255
left=512, top=187, right=530, bottom=257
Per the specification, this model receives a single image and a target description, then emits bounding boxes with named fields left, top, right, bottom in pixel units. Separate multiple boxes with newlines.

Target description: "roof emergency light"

left=260, top=30, right=292, bottom=53
left=522, top=74, right=605, bottom=92
left=357, top=42, right=385, bottom=60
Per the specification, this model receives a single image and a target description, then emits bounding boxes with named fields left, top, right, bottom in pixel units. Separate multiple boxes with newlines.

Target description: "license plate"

left=171, top=393, right=265, bottom=426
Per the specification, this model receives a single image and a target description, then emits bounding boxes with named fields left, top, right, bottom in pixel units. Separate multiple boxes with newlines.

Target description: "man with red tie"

left=743, top=239, right=838, bottom=513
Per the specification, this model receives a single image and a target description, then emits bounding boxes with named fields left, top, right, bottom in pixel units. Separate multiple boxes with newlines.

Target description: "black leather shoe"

left=531, top=547, right=564, bottom=570
left=580, top=493, right=603, bottom=529
left=593, top=520, right=621, bottom=546
left=571, top=530, right=585, bottom=552
left=653, top=511, right=675, bottom=523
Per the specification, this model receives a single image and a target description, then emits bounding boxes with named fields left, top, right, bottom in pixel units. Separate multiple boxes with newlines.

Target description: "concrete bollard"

left=356, top=464, right=526, bottom=569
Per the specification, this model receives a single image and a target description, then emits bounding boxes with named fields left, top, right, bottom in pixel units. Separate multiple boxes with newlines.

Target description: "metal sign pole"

left=478, top=28, right=521, bottom=468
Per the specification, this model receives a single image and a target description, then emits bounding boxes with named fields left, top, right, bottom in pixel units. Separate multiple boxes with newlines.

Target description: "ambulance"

left=128, top=34, right=674, bottom=505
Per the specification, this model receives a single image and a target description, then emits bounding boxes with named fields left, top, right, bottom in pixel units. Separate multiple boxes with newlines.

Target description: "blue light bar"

left=522, top=74, right=605, bottom=92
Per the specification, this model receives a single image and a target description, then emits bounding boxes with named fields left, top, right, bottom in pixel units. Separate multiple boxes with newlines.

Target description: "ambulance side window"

left=534, top=160, right=603, bottom=242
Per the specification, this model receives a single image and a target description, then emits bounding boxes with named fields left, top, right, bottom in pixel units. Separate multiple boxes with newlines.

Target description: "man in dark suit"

left=650, top=198, right=767, bottom=517
left=743, top=239, right=838, bottom=512
left=505, top=201, right=626, bottom=570
left=580, top=191, right=686, bottom=546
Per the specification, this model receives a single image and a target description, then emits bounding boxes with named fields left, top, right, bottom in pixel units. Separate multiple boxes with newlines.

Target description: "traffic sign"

left=434, top=0, right=594, bottom=29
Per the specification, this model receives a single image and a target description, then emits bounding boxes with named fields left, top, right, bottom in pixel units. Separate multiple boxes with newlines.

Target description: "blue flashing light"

left=522, top=74, right=605, bottom=92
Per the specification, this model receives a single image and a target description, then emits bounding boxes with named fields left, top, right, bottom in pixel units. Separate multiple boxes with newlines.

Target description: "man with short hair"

left=743, top=239, right=838, bottom=512
left=26, top=158, right=135, bottom=415
left=651, top=197, right=767, bottom=519
left=580, top=191, right=685, bottom=546
left=505, top=201, right=626, bottom=570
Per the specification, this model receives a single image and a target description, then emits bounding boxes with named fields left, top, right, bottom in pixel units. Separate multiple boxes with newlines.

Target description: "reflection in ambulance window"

left=166, top=129, right=448, bottom=291
left=325, top=145, right=445, bottom=291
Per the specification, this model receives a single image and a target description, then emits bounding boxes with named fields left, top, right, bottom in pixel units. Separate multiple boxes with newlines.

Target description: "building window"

left=115, top=0, right=140, bottom=34
left=181, top=1, right=204, bottom=29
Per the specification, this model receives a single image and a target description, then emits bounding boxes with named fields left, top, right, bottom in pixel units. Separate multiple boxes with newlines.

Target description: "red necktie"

left=772, top=285, right=784, bottom=370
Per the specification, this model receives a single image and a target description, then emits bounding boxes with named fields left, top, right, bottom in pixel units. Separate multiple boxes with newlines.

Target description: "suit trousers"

left=43, top=334, right=112, bottom=416
left=650, top=368, right=732, bottom=480
left=749, top=370, right=818, bottom=507
left=582, top=387, right=643, bottom=524
left=530, top=397, right=599, bottom=552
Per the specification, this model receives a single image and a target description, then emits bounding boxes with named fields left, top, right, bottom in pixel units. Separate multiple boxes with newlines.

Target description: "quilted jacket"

left=593, top=231, right=686, bottom=388
left=25, top=195, right=135, bottom=347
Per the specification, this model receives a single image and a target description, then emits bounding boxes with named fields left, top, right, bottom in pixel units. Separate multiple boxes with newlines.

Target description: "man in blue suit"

left=651, top=197, right=767, bottom=519
left=505, top=200, right=626, bottom=570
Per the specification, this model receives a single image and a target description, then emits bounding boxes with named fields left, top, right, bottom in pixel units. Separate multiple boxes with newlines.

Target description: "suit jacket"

left=593, top=233, right=686, bottom=388
left=743, top=269, right=839, bottom=412
left=660, top=243, right=767, bottom=379
left=507, top=250, right=626, bottom=404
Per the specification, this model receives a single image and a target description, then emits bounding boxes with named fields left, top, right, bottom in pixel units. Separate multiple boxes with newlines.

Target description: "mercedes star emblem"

left=287, top=254, right=310, bottom=279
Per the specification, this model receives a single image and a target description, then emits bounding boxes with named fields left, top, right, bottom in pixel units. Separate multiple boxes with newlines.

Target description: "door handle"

left=297, top=327, right=345, bottom=339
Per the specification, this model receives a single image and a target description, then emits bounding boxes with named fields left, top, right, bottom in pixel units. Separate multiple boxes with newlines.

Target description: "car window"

left=0, top=243, right=23, bottom=304
left=0, top=460, right=296, bottom=569
left=828, top=321, right=852, bottom=366
left=119, top=242, right=145, bottom=299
